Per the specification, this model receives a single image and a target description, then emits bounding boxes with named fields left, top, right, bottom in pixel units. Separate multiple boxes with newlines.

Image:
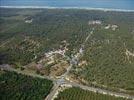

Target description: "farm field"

left=54, top=87, right=131, bottom=100
left=0, top=71, right=53, bottom=100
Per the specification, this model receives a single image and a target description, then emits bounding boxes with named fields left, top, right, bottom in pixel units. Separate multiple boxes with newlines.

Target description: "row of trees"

left=0, top=71, right=53, bottom=100
left=55, top=87, right=129, bottom=100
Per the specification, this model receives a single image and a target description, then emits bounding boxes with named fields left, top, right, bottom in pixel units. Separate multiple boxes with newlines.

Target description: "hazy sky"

left=0, top=0, right=134, bottom=10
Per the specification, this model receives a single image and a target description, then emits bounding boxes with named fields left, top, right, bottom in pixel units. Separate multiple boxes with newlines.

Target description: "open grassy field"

left=0, top=71, right=53, bottom=100
left=54, top=87, right=131, bottom=100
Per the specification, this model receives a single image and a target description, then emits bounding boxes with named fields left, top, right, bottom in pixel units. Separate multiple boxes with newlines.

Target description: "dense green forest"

left=69, top=9, right=134, bottom=94
left=0, top=8, right=134, bottom=95
left=0, top=8, right=90, bottom=65
left=55, top=87, right=130, bottom=100
left=0, top=71, right=53, bottom=100
left=1, top=8, right=133, bottom=66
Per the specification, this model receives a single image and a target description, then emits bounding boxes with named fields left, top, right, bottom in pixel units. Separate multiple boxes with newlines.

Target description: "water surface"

left=1, top=0, right=134, bottom=10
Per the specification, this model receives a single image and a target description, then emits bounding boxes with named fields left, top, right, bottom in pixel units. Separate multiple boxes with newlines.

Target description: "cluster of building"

left=44, top=49, right=66, bottom=58
left=89, top=20, right=102, bottom=25
left=25, top=19, right=33, bottom=23
left=105, top=24, right=118, bottom=31
left=24, top=16, right=33, bottom=23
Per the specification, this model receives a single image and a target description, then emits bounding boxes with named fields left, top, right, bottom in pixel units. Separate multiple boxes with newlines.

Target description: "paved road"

left=42, top=26, right=134, bottom=100
left=0, top=64, right=55, bottom=82
left=0, top=64, right=134, bottom=100
left=1, top=29, right=134, bottom=100
left=83, top=28, right=94, bottom=45
left=67, top=81, right=134, bottom=100
left=45, top=83, right=59, bottom=100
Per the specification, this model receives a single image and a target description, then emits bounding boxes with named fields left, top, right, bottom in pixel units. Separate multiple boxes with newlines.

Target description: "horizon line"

left=0, top=6, right=134, bottom=12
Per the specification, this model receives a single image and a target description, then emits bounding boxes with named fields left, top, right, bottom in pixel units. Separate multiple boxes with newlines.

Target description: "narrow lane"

left=1, top=28, right=134, bottom=100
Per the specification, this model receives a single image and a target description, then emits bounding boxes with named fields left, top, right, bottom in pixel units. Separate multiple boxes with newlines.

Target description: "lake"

left=1, top=0, right=134, bottom=11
